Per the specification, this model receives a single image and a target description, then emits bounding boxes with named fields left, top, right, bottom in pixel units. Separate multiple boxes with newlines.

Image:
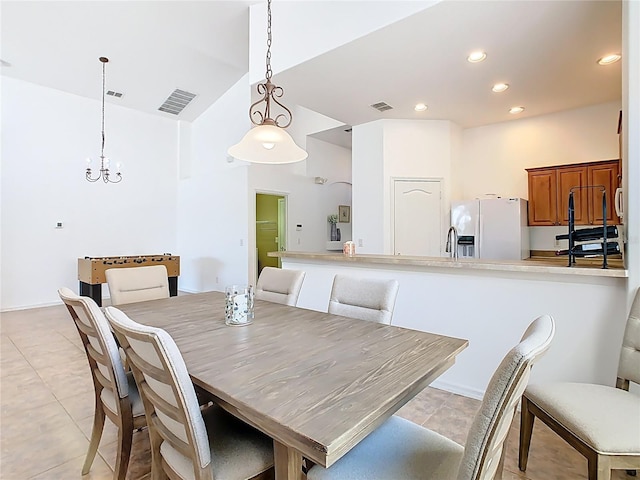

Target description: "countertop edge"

left=268, top=251, right=628, bottom=278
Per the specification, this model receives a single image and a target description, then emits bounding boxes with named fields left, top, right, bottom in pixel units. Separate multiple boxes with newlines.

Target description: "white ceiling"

left=1, top=1, right=622, bottom=133
left=1, top=1, right=256, bottom=122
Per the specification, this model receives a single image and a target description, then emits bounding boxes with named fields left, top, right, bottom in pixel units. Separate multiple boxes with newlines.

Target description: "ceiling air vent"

left=106, top=90, right=123, bottom=98
left=158, top=89, right=197, bottom=115
left=370, top=101, right=393, bottom=112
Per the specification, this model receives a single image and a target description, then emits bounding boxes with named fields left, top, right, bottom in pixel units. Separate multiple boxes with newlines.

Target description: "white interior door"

left=393, top=179, right=442, bottom=256
left=277, top=198, right=286, bottom=268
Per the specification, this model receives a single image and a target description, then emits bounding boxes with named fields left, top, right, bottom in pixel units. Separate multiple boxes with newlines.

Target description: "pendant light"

left=86, top=57, right=122, bottom=183
left=228, top=0, right=307, bottom=164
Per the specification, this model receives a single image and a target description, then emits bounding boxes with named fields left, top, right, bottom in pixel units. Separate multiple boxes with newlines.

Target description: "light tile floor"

left=0, top=303, right=633, bottom=479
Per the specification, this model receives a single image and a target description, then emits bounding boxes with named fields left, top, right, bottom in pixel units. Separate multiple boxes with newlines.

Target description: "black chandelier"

left=86, top=57, right=122, bottom=183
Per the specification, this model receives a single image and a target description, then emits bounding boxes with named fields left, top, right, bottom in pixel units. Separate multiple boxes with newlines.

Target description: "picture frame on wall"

left=338, top=205, right=350, bottom=223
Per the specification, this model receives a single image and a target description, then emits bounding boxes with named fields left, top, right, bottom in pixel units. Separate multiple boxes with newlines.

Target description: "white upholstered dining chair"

left=104, top=306, right=274, bottom=480
left=255, top=267, right=305, bottom=306
left=519, top=288, right=640, bottom=480
left=328, top=275, right=399, bottom=324
left=106, top=265, right=170, bottom=306
left=58, top=288, right=146, bottom=480
left=307, top=314, right=556, bottom=480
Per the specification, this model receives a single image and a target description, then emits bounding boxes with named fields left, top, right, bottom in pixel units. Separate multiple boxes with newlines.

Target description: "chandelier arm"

left=249, top=89, right=269, bottom=126
left=86, top=169, right=101, bottom=182
left=269, top=96, right=292, bottom=128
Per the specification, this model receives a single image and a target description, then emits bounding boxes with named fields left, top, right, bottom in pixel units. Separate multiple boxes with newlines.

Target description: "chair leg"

left=113, top=418, right=134, bottom=480
left=518, top=396, right=535, bottom=471
left=595, top=455, right=611, bottom=480
left=83, top=400, right=106, bottom=475
left=149, top=425, right=167, bottom=480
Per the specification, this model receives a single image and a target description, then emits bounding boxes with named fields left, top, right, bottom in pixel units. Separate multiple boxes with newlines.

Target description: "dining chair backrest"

left=328, top=275, right=399, bottom=324
left=457, top=314, right=555, bottom=480
left=106, top=265, right=170, bottom=306
left=59, top=287, right=146, bottom=478
left=59, top=287, right=129, bottom=409
left=105, top=306, right=212, bottom=479
left=255, top=267, right=306, bottom=306
left=617, top=287, right=640, bottom=389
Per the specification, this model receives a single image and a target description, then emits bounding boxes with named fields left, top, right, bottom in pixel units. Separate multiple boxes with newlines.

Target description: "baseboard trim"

left=430, top=378, right=485, bottom=401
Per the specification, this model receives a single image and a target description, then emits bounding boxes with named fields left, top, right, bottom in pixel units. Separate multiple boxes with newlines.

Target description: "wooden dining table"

left=118, top=291, right=468, bottom=480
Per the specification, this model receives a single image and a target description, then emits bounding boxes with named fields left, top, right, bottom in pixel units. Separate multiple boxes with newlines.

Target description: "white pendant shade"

left=228, top=125, right=308, bottom=164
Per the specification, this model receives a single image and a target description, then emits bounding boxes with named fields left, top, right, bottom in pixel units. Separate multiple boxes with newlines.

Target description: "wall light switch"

left=296, top=224, right=302, bottom=231
left=55, top=222, right=63, bottom=229
left=358, top=239, right=363, bottom=247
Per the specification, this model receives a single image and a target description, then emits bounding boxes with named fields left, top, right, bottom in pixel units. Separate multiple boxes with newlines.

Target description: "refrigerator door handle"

left=477, top=213, right=482, bottom=258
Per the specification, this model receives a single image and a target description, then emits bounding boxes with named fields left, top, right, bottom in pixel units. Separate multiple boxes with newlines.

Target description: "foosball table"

left=77, top=254, right=180, bottom=306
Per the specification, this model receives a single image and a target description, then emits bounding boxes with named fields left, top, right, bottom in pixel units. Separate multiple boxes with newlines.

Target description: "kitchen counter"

left=269, top=251, right=627, bottom=278
left=270, top=250, right=628, bottom=401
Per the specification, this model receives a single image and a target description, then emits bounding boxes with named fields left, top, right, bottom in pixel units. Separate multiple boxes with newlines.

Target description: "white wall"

left=459, top=101, right=621, bottom=251
left=352, top=121, right=385, bottom=253
left=0, top=77, right=178, bottom=310
left=176, top=75, right=251, bottom=294
left=352, top=119, right=459, bottom=255
left=459, top=101, right=621, bottom=202
left=622, top=0, right=640, bottom=301
left=304, top=137, right=353, bottom=247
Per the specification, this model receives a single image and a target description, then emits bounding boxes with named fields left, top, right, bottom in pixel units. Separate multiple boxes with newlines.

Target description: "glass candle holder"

left=224, top=285, right=254, bottom=326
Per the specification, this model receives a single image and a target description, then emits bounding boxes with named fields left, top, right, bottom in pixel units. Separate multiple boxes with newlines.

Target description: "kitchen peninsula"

left=269, top=250, right=628, bottom=400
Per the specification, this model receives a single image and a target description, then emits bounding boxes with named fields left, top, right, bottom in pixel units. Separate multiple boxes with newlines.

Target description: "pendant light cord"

left=101, top=59, right=106, bottom=158
left=265, top=0, right=273, bottom=81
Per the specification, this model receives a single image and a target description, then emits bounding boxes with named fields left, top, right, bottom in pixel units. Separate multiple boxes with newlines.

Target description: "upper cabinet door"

left=557, top=166, right=589, bottom=225
left=526, top=159, right=621, bottom=227
left=527, top=168, right=558, bottom=226
left=588, top=160, right=621, bottom=225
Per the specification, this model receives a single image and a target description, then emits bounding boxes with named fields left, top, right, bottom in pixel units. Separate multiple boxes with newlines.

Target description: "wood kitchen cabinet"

left=526, top=159, right=620, bottom=226
left=527, top=168, right=557, bottom=225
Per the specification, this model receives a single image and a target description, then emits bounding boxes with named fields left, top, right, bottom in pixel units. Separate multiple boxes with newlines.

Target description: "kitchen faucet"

left=445, top=226, right=459, bottom=259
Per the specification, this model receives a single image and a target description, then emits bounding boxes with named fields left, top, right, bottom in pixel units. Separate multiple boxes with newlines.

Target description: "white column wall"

left=176, top=75, right=251, bottom=293
left=622, top=0, right=640, bottom=303
left=383, top=120, right=457, bottom=255
left=0, top=78, right=179, bottom=310
left=352, top=119, right=458, bottom=255
left=352, top=121, right=385, bottom=253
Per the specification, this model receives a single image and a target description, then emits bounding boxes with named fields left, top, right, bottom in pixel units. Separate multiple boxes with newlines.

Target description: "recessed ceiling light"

left=492, top=83, right=509, bottom=93
left=414, top=103, right=428, bottom=112
left=467, top=51, right=487, bottom=63
left=509, top=106, right=525, bottom=114
left=597, top=54, right=621, bottom=65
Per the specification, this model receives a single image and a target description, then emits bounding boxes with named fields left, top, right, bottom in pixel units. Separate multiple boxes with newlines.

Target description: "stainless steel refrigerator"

left=450, top=198, right=530, bottom=260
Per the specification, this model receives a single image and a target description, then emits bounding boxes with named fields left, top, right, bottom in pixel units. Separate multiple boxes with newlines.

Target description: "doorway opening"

left=256, top=193, right=286, bottom=276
